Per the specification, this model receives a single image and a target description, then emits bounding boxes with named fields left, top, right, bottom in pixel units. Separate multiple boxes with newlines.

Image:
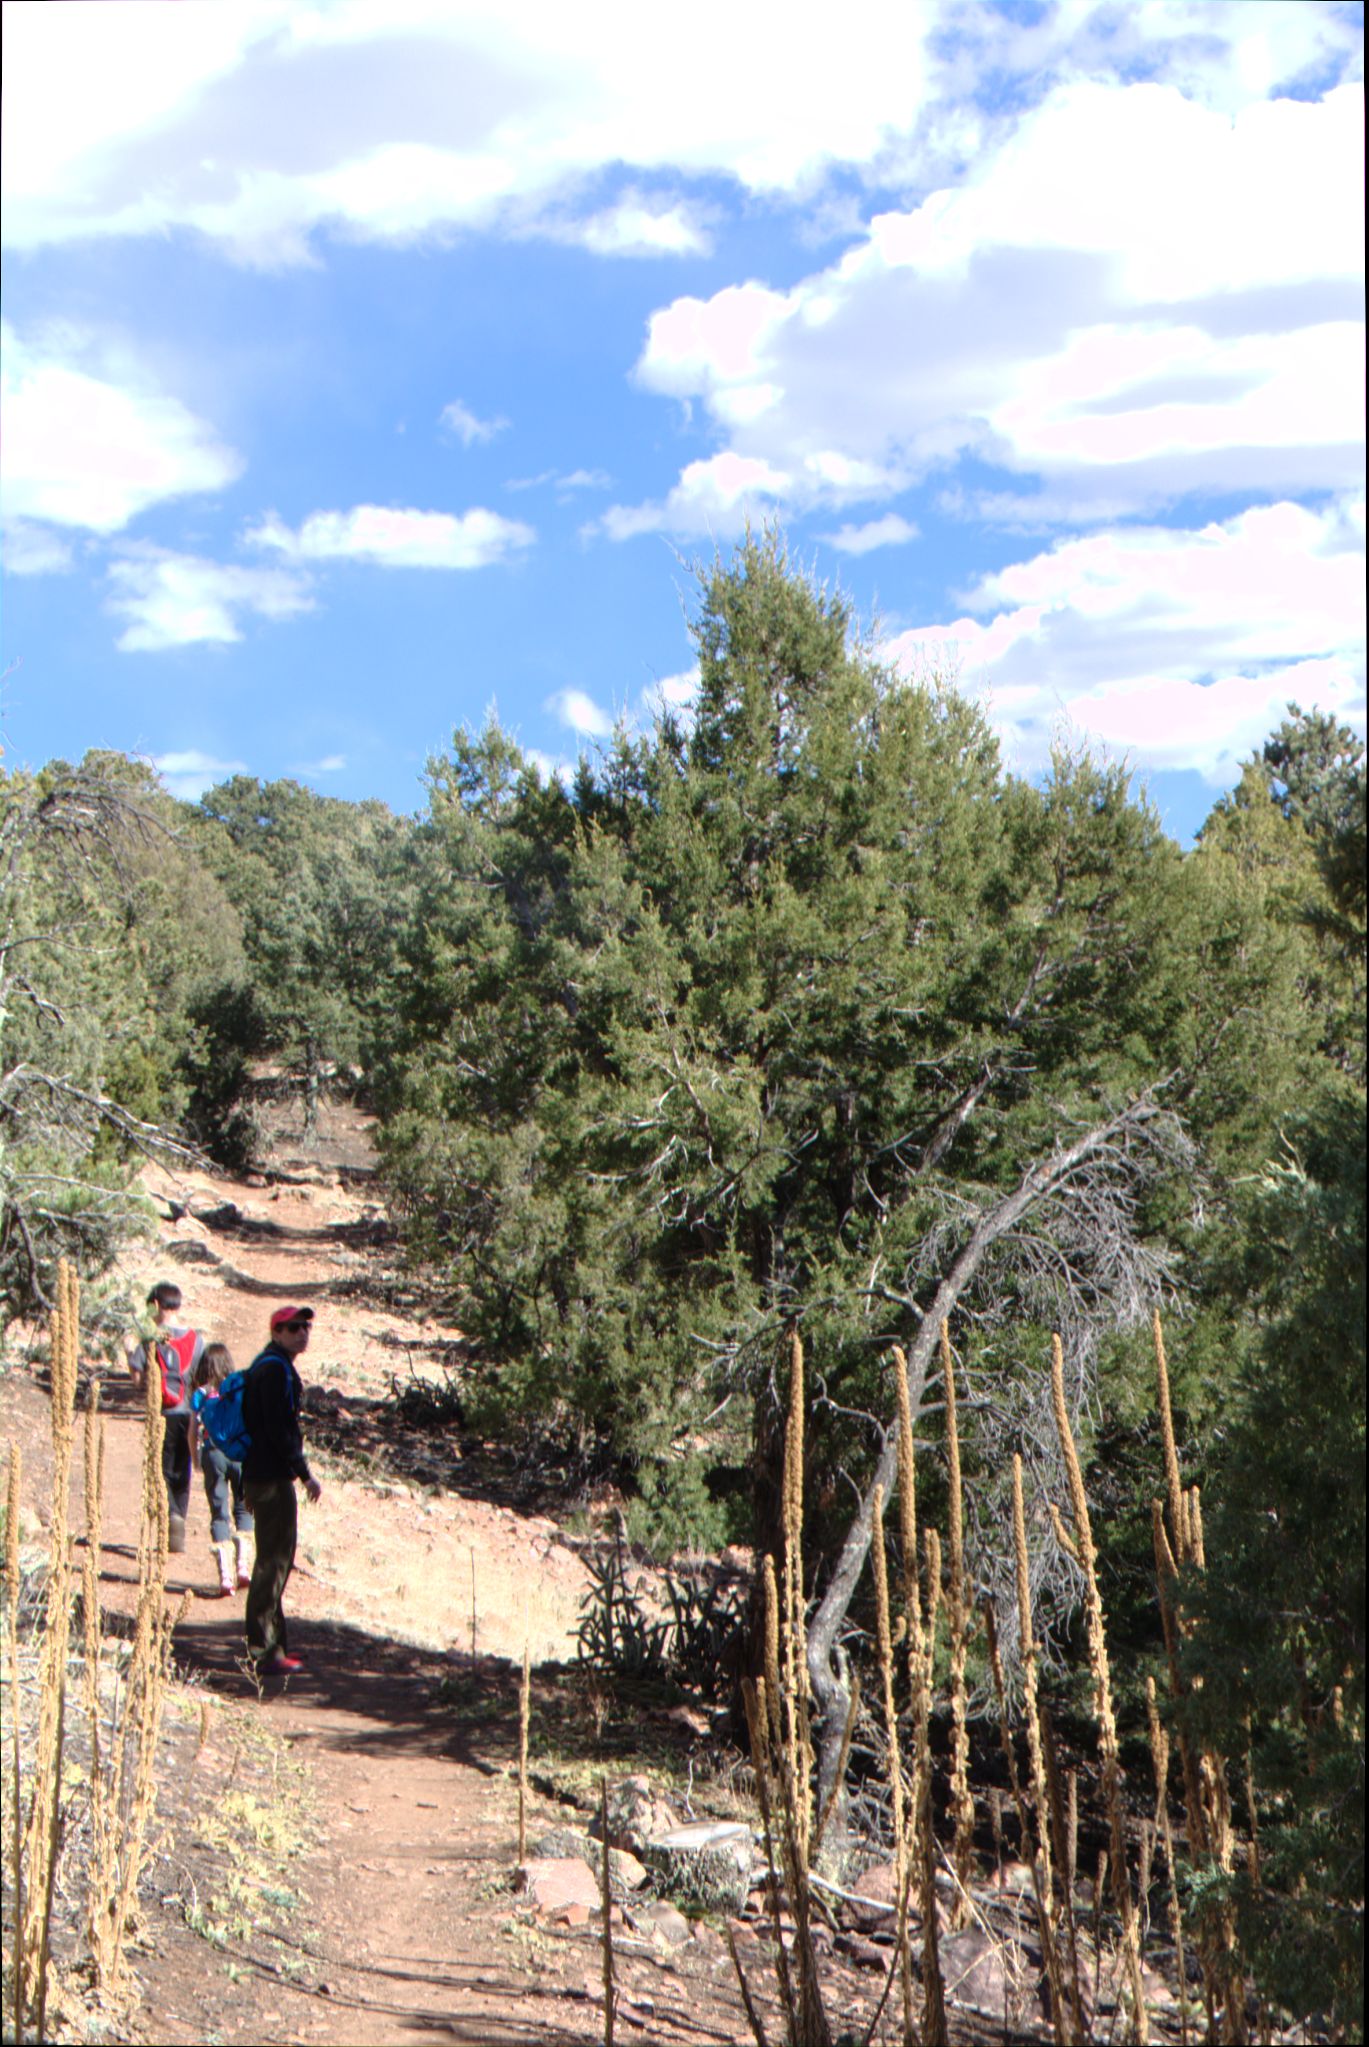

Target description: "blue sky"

left=2, top=1, right=1363, bottom=844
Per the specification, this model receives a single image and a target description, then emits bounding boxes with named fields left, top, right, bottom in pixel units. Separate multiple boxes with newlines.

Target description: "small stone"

left=516, top=1857, right=601, bottom=1915
left=835, top=1931, right=888, bottom=1969
left=844, top=1858, right=900, bottom=1931
left=594, top=1774, right=679, bottom=1854
left=940, top=1926, right=1033, bottom=2016
left=641, top=1900, right=691, bottom=1946
left=550, top=1901, right=591, bottom=1927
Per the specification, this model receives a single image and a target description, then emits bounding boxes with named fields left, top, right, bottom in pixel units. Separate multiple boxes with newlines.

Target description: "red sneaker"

left=258, top=1651, right=304, bottom=1675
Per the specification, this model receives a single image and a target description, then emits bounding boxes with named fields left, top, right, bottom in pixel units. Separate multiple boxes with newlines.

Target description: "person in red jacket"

left=241, top=1305, right=324, bottom=1676
left=126, top=1281, right=204, bottom=1554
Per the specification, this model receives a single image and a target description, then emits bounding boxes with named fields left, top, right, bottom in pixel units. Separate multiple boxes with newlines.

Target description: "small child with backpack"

left=188, top=1342, right=255, bottom=1597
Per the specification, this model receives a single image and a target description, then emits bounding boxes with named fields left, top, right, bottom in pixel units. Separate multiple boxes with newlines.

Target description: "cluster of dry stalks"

left=722, top=1313, right=1259, bottom=2047
left=2, top=1259, right=179, bottom=2040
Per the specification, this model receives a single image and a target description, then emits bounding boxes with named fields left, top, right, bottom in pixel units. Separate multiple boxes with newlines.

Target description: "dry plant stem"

left=727, top=1919, right=771, bottom=2047
left=782, top=1332, right=813, bottom=1872
left=891, top=1343, right=923, bottom=1897
left=1012, top=1457, right=1055, bottom=1909
left=1041, top=1711, right=1085, bottom=2038
left=742, top=1676, right=800, bottom=2037
left=1146, top=1677, right=1189, bottom=2047
left=1153, top=1310, right=1186, bottom=1562
left=869, top=1486, right=914, bottom=2045
left=1049, top=1334, right=1149, bottom=2044
left=919, top=1773, right=948, bottom=2047
left=599, top=1777, right=614, bottom=2047
left=1152, top=1318, right=1244, bottom=2042
left=941, top=1325, right=974, bottom=1923
left=889, top=1351, right=924, bottom=2046
left=517, top=1642, right=531, bottom=1866
left=19, top=1260, right=80, bottom=2028
left=915, top=1525, right=946, bottom=2047
left=5, top=1441, right=24, bottom=2047
left=97, top=1350, right=174, bottom=1983
left=82, top=1389, right=112, bottom=1960
left=870, top=1488, right=907, bottom=1876
left=984, top=1602, right=1070, bottom=2046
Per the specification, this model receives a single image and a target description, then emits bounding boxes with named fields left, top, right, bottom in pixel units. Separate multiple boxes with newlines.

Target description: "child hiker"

left=188, top=1341, right=255, bottom=1597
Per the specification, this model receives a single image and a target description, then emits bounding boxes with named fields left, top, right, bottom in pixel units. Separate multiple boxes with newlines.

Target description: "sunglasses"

left=278, top=1318, right=313, bottom=1332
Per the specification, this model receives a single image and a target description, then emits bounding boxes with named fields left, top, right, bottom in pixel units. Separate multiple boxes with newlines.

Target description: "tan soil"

left=4, top=1094, right=935, bottom=2047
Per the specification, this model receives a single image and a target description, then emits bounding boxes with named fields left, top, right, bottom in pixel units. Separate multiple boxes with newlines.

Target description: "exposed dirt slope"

left=0, top=1098, right=773, bottom=2046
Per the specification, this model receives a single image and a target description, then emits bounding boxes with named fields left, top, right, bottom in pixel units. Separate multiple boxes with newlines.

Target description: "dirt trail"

left=5, top=1098, right=756, bottom=2047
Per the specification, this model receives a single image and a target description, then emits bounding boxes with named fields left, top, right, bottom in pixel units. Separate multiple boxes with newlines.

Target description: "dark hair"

left=147, top=1282, right=182, bottom=1313
left=194, top=1342, right=234, bottom=1393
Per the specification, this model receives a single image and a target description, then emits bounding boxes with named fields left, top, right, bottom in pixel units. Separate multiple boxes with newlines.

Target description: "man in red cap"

left=241, top=1304, right=324, bottom=1676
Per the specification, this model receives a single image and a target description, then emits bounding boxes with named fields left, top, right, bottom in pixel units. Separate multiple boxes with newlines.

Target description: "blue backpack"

left=192, top=1373, right=251, bottom=1462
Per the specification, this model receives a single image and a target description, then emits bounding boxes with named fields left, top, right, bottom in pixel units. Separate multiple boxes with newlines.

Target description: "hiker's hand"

left=305, top=1477, right=323, bottom=1505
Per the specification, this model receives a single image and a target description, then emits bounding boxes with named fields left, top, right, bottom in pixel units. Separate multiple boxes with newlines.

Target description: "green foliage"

left=0, top=752, right=236, bottom=1324
left=376, top=535, right=1216, bottom=1519
left=1182, top=1080, right=1365, bottom=2033
left=574, top=1534, right=747, bottom=1696
left=191, top=775, right=416, bottom=1101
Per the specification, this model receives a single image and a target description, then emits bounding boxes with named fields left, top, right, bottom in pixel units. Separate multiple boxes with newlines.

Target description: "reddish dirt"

left=2, top=1096, right=857, bottom=2047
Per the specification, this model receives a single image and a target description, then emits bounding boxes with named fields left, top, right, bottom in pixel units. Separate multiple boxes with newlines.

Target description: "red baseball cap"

left=269, top=1304, right=315, bottom=1331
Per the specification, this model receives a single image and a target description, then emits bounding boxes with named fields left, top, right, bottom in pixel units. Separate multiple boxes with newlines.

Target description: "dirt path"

left=4, top=1098, right=762, bottom=2047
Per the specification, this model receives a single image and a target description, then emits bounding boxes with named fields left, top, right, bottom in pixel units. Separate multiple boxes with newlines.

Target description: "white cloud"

left=1, top=519, right=74, bottom=575
left=885, top=498, right=1367, bottom=782
left=440, top=399, right=507, bottom=446
left=522, top=747, right=576, bottom=789
left=507, top=468, right=613, bottom=494
left=1, top=323, right=243, bottom=532
left=611, top=80, right=1363, bottom=534
left=154, top=748, right=251, bottom=800
left=824, top=514, right=919, bottom=555
left=599, top=452, right=790, bottom=540
left=248, top=504, right=534, bottom=568
left=568, top=197, right=710, bottom=260
left=546, top=687, right=613, bottom=739
left=638, top=665, right=702, bottom=724
left=107, top=547, right=314, bottom=651
left=295, top=753, right=348, bottom=776
left=1, top=1, right=936, bottom=261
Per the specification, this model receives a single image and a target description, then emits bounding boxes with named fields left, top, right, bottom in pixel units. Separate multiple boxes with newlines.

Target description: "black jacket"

left=241, top=1345, right=313, bottom=1486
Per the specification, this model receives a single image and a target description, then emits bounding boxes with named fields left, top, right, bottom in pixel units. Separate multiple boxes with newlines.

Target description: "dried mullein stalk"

left=1050, top=1334, right=1149, bottom=2044
left=942, top=1325, right=974, bottom=1923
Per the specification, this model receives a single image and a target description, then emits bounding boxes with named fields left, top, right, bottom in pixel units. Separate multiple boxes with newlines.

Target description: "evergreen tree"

left=376, top=536, right=1205, bottom=1560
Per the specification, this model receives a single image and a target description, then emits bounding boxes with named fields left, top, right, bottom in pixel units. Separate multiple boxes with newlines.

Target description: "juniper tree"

left=376, top=537, right=1200, bottom=1554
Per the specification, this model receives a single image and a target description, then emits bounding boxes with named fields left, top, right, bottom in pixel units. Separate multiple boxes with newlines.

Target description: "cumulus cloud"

left=885, top=497, right=1367, bottom=782
left=566, top=196, right=711, bottom=259
left=1, top=1, right=936, bottom=261
left=546, top=687, right=613, bottom=739
left=824, top=514, right=919, bottom=554
left=2, top=519, right=75, bottom=576
left=599, top=452, right=790, bottom=540
left=248, top=504, right=534, bottom=568
left=1, top=323, right=243, bottom=532
left=606, top=81, right=1363, bottom=536
left=154, top=748, right=251, bottom=800
left=107, top=547, right=314, bottom=651
left=440, top=399, right=507, bottom=446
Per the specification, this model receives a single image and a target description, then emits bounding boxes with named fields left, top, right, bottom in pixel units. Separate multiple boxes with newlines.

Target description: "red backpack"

left=154, top=1330, right=199, bottom=1410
